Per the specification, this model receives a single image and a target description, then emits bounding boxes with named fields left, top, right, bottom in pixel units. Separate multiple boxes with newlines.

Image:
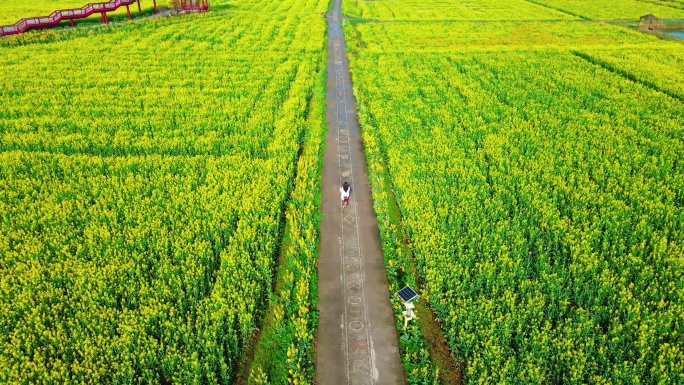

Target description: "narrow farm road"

left=316, top=0, right=406, bottom=383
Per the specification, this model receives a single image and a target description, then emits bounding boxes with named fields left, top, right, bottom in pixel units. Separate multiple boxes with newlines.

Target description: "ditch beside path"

left=316, top=0, right=406, bottom=383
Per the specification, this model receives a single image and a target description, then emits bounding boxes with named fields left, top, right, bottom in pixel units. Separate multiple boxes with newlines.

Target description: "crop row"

left=344, top=20, right=659, bottom=52
left=341, top=0, right=684, bottom=21
left=527, top=0, right=684, bottom=19
left=244, top=44, right=327, bottom=385
left=576, top=45, right=684, bottom=101
left=342, top=0, right=576, bottom=21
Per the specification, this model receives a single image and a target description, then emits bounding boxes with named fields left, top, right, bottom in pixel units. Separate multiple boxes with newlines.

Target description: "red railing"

left=0, top=0, right=210, bottom=37
left=0, top=0, right=145, bottom=36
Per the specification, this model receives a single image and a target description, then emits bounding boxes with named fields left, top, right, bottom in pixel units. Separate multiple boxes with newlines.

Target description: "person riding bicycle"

left=340, top=181, right=351, bottom=208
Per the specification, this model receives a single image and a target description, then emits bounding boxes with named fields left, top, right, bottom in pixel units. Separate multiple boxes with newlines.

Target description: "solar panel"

left=396, top=286, right=418, bottom=303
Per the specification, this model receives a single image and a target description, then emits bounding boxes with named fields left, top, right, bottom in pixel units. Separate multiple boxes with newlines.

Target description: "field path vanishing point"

left=316, top=0, right=406, bottom=383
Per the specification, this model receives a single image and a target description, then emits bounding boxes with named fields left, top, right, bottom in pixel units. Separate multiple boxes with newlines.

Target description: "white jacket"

left=340, top=186, right=350, bottom=199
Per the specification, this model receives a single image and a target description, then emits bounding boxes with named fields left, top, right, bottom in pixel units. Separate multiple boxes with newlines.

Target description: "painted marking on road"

left=349, top=321, right=365, bottom=331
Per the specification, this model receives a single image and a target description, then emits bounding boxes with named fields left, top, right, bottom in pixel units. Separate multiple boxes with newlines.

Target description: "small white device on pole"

left=396, top=286, right=419, bottom=327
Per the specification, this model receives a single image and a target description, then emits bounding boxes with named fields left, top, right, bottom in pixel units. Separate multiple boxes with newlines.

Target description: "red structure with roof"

left=177, top=0, right=210, bottom=13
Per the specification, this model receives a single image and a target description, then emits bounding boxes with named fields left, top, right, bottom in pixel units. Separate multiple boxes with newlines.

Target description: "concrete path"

left=316, top=0, right=405, bottom=384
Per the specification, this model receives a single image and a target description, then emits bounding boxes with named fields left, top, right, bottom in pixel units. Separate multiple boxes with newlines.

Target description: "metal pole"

left=126, top=5, right=131, bottom=19
left=137, top=0, right=141, bottom=13
left=153, top=0, right=158, bottom=13
left=70, top=19, right=75, bottom=27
